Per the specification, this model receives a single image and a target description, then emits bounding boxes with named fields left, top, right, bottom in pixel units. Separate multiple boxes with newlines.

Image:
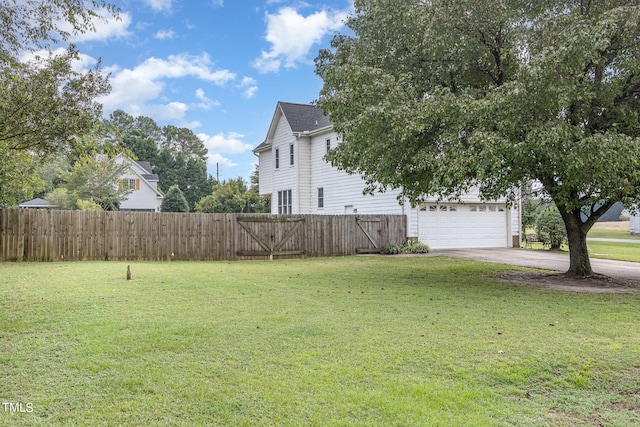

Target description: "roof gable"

left=254, top=102, right=333, bottom=154
left=278, top=102, right=332, bottom=133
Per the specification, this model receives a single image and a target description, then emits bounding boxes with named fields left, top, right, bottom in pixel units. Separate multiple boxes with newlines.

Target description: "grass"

left=588, top=221, right=640, bottom=240
left=586, top=241, right=640, bottom=263
left=1, top=257, right=639, bottom=426
left=523, top=221, right=640, bottom=263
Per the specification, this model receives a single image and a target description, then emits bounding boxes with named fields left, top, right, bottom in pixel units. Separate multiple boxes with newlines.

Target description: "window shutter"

left=118, top=178, right=122, bottom=189
left=136, top=179, right=140, bottom=190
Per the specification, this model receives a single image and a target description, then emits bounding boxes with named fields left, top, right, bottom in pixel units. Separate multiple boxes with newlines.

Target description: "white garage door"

left=417, top=203, right=508, bottom=249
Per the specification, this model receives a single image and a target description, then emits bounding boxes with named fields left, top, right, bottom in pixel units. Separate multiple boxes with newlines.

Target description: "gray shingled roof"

left=253, top=102, right=332, bottom=153
left=18, top=198, right=55, bottom=208
left=278, top=102, right=332, bottom=133
left=136, top=161, right=153, bottom=174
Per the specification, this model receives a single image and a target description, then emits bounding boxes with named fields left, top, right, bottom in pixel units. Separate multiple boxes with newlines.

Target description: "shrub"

left=382, top=243, right=402, bottom=255
left=535, top=206, right=567, bottom=249
left=161, top=185, right=190, bottom=212
left=76, top=199, right=103, bottom=211
left=403, top=240, right=431, bottom=254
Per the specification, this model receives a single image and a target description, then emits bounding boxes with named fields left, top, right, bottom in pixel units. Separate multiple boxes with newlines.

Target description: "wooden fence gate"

left=355, top=216, right=383, bottom=254
left=236, top=216, right=306, bottom=259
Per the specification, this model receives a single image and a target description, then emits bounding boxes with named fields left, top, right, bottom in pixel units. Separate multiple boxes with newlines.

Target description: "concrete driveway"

left=431, top=248, right=640, bottom=281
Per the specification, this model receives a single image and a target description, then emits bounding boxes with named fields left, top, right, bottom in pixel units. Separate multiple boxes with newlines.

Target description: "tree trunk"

left=563, top=212, right=593, bottom=277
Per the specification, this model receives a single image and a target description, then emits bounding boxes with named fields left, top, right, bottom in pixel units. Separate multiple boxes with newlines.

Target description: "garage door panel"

left=418, top=203, right=507, bottom=249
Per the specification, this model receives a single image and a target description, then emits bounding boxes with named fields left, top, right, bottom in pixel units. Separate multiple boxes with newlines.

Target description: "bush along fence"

left=0, top=209, right=407, bottom=262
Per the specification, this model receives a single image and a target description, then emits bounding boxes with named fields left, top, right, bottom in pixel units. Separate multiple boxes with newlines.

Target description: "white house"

left=253, top=101, right=521, bottom=249
left=114, top=154, right=163, bottom=212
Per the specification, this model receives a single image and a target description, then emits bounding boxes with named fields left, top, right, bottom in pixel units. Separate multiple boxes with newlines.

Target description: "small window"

left=275, top=148, right=280, bottom=169
left=289, top=144, right=294, bottom=165
left=470, top=206, right=478, bottom=212
left=498, top=206, right=505, bottom=212
left=326, top=138, right=331, bottom=153
left=429, top=205, right=437, bottom=212
left=318, top=187, right=324, bottom=208
left=278, top=189, right=292, bottom=214
left=489, top=206, right=497, bottom=212
left=419, top=203, right=427, bottom=211
left=439, top=205, right=447, bottom=212
left=120, top=178, right=138, bottom=191
left=479, top=206, right=487, bottom=212
left=449, top=205, right=457, bottom=212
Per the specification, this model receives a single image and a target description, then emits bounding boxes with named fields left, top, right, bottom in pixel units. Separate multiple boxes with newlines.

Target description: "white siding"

left=271, top=114, right=297, bottom=214
left=257, top=150, right=274, bottom=196
left=297, top=135, right=313, bottom=213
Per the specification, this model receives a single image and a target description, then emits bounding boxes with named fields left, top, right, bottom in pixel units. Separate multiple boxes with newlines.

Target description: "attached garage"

left=417, top=203, right=510, bottom=249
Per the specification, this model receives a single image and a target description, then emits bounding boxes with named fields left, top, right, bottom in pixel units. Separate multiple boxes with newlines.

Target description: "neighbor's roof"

left=136, top=161, right=153, bottom=174
left=18, top=198, right=56, bottom=208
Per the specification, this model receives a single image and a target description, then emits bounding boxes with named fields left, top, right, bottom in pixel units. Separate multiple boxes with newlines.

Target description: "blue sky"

left=47, top=1, right=354, bottom=181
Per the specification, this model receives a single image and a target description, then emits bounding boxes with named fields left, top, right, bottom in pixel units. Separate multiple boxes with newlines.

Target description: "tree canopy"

left=0, top=0, right=117, bottom=207
left=195, top=175, right=270, bottom=214
left=315, top=0, right=640, bottom=276
left=161, top=185, right=190, bottom=213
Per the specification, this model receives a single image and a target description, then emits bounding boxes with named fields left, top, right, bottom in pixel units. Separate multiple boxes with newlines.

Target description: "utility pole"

left=216, top=162, right=220, bottom=182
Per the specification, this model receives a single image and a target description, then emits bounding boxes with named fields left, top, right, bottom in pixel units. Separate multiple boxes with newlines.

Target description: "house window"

left=275, top=148, right=280, bottom=169
left=318, top=187, right=324, bottom=208
left=119, top=178, right=139, bottom=190
left=326, top=138, right=331, bottom=153
left=289, top=144, right=294, bottom=165
left=278, top=190, right=292, bottom=214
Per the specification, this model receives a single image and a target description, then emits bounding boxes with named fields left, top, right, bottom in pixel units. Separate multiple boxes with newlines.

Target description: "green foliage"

left=382, top=243, right=402, bottom=255
left=535, top=207, right=567, bottom=249
left=0, top=0, right=117, bottom=207
left=161, top=185, right=190, bottom=213
left=45, top=188, right=74, bottom=210
left=402, top=239, right=431, bottom=254
left=64, top=153, right=131, bottom=211
left=76, top=199, right=103, bottom=211
left=315, top=0, right=640, bottom=276
left=0, top=149, right=42, bottom=207
left=195, top=177, right=270, bottom=213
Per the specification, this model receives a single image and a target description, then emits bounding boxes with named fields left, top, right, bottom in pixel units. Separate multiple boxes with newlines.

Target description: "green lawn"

left=586, top=241, right=640, bottom=263
left=588, top=221, right=640, bottom=240
left=1, top=258, right=639, bottom=426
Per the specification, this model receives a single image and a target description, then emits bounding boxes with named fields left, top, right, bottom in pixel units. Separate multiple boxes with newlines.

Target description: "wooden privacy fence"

left=0, top=209, right=406, bottom=262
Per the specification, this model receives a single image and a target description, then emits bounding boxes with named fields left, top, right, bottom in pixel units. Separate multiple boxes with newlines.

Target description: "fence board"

left=0, top=209, right=406, bottom=262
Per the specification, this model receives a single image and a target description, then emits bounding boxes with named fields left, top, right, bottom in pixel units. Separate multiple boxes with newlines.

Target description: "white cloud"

left=238, top=77, right=258, bottom=99
left=198, top=132, right=254, bottom=155
left=155, top=29, right=177, bottom=40
left=194, top=88, right=221, bottom=110
left=253, top=6, right=349, bottom=73
left=144, top=0, right=173, bottom=13
left=207, top=153, right=237, bottom=169
left=99, top=53, right=236, bottom=118
left=68, top=11, right=133, bottom=42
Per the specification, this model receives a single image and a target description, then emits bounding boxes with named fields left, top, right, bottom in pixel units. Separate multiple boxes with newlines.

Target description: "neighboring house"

left=253, top=101, right=521, bottom=250
left=18, top=198, right=56, bottom=209
left=114, top=154, right=163, bottom=212
left=631, top=210, right=640, bottom=235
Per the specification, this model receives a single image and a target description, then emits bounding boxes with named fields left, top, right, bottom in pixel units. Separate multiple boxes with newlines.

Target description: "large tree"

left=0, top=0, right=117, bottom=206
left=315, top=0, right=640, bottom=277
